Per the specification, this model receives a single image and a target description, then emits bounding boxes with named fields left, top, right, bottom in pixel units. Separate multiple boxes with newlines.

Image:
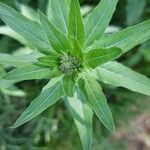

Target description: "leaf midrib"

left=85, top=0, right=111, bottom=46
left=56, top=0, right=68, bottom=34
left=98, top=67, right=150, bottom=89
left=0, top=13, right=50, bottom=48
left=5, top=68, right=50, bottom=79
left=20, top=79, right=63, bottom=123
left=84, top=77, right=112, bottom=129
left=43, top=16, right=71, bottom=51
left=100, top=25, right=150, bottom=49
left=85, top=51, right=119, bottom=62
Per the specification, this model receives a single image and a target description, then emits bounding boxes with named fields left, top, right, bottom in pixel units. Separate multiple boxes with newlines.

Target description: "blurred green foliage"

left=0, top=0, right=150, bottom=149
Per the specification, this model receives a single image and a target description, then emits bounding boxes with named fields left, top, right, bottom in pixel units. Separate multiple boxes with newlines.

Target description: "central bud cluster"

left=59, top=54, right=81, bottom=75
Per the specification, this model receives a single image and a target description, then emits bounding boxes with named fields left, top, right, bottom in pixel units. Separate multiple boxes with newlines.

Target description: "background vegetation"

left=0, top=0, right=150, bottom=149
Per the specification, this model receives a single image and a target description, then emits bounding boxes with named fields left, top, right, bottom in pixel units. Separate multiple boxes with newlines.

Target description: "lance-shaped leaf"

left=3, top=64, right=51, bottom=81
left=0, top=2, right=52, bottom=54
left=78, top=76, right=115, bottom=132
left=92, top=61, right=150, bottom=96
left=65, top=88, right=93, bottom=150
left=69, top=0, right=85, bottom=47
left=39, top=11, right=72, bottom=53
left=84, top=0, right=118, bottom=47
left=89, top=20, right=150, bottom=53
left=0, top=53, right=39, bottom=67
left=126, top=0, right=146, bottom=26
left=12, top=77, right=64, bottom=128
left=0, top=25, right=30, bottom=46
left=38, top=55, right=58, bottom=68
left=63, top=75, right=76, bottom=97
left=73, top=39, right=83, bottom=60
left=47, top=0, right=69, bottom=35
left=83, top=47, right=122, bottom=68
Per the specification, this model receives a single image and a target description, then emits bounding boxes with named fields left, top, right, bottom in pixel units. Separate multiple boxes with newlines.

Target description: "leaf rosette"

left=0, top=0, right=150, bottom=149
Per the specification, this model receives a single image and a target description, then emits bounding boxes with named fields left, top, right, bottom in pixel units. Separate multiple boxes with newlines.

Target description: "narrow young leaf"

left=92, top=61, right=150, bottom=96
left=3, top=64, right=51, bottom=81
left=84, top=47, right=122, bottom=68
left=72, top=39, right=83, bottom=60
left=12, top=77, right=64, bottom=128
left=69, top=0, right=85, bottom=47
left=38, top=55, right=58, bottom=68
left=63, top=75, right=76, bottom=97
left=78, top=76, right=115, bottom=132
left=89, top=20, right=150, bottom=53
left=65, top=88, right=93, bottom=150
left=47, top=0, right=69, bottom=34
left=39, top=11, right=72, bottom=53
left=84, top=0, right=118, bottom=47
left=0, top=2, right=52, bottom=54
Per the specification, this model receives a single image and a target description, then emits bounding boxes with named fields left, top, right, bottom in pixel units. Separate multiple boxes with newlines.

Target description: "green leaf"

left=84, top=0, right=118, bottom=47
left=84, top=47, right=122, bottom=68
left=126, top=0, right=146, bottom=26
left=78, top=75, right=115, bottom=132
left=0, top=67, right=16, bottom=88
left=0, top=79, right=16, bottom=89
left=3, top=64, right=51, bottom=81
left=12, top=77, right=64, bottom=128
left=66, top=0, right=70, bottom=6
left=47, top=0, right=69, bottom=35
left=0, top=53, right=39, bottom=67
left=65, top=87, right=93, bottom=150
left=89, top=20, right=150, bottom=53
left=0, top=2, right=52, bottom=54
left=63, top=75, right=76, bottom=97
left=68, top=0, right=85, bottom=47
left=18, top=3, right=39, bottom=22
left=73, top=39, right=83, bottom=60
left=39, top=11, right=72, bottom=53
left=0, top=65, right=5, bottom=77
left=37, top=54, right=58, bottom=68
left=92, top=61, right=150, bottom=96
left=0, top=26, right=30, bottom=46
